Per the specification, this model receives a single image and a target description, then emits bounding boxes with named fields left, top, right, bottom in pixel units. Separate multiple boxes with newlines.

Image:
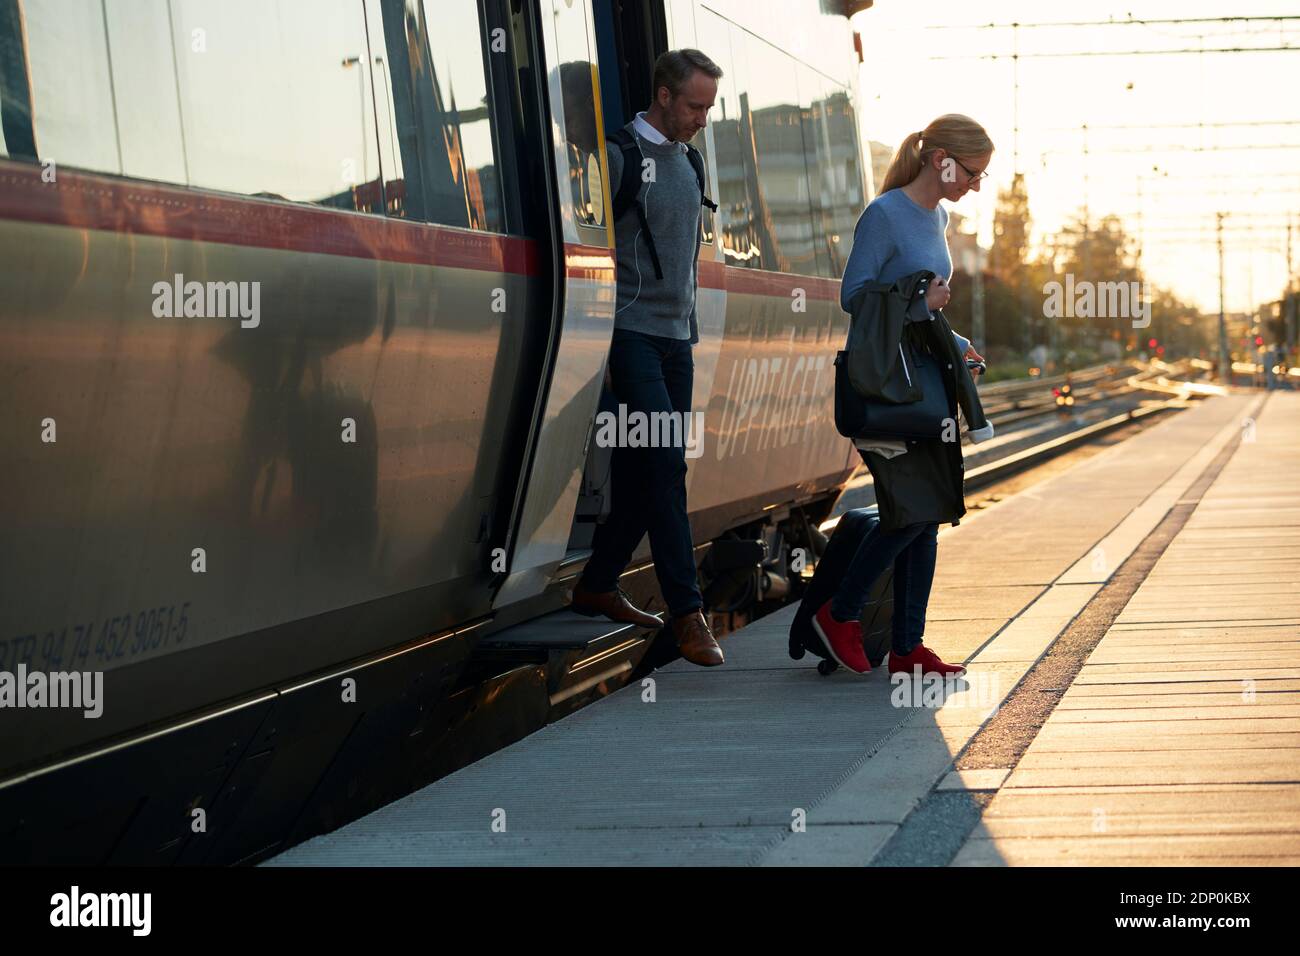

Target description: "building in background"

left=868, top=139, right=892, bottom=198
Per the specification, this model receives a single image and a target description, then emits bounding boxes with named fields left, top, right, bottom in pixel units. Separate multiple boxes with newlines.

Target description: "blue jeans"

left=830, top=520, right=938, bottom=655
left=580, top=328, right=703, bottom=617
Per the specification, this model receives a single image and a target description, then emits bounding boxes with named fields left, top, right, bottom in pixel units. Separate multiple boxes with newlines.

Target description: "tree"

left=1046, top=213, right=1141, bottom=351
left=988, top=173, right=1031, bottom=288
left=986, top=173, right=1038, bottom=354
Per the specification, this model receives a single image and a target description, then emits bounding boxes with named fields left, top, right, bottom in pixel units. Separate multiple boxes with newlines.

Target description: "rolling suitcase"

left=789, top=506, right=894, bottom=674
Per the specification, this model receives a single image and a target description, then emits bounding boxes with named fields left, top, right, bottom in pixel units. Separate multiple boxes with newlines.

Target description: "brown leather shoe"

left=672, top=610, right=724, bottom=667
left=569, top=582, right=662, bottom=629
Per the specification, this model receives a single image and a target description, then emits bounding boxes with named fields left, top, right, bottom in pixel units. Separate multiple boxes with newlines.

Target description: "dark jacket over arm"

left=845, top=269, right=991, bottom=435
left=843, top=269, right=995, bottom=529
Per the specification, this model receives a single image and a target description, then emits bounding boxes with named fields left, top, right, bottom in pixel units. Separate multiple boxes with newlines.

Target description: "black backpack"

left=607, top=126, right=718, bottom=279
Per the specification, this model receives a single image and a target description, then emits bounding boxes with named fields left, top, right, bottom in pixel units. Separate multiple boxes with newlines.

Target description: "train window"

left=3, top=0, right=387, bottom=212
left=697, top=12, right=758, bottom=268
left=672, top=1, right=714, bottom=245
left=551, top=0, right=605, bottom=230
left=2, top=1, right=188, bottom=182
left=810, top=79, right=863, bottom=279
left=103, top=7, right=188, bottom=184
left=1, top=1, right=121, bottom=170
left=799, top=67, right=829, bottom=278
left=740, top=29, right=816, bottom=277
left=365, top=0, right=503, bottom=231
left=168, top=0, right=382, bottom=212
left=692, top=119, right=716, bottom=245
left=800, top=66, right=839, bottom=279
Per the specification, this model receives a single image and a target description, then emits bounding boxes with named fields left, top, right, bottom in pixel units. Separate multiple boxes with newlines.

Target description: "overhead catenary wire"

left=1034, top=119, right=1300, bottom=132
left=920, top=15, right=1300, bottom=30
left=931, top=45, right=1298, bottom=60
left=1039, top=143, right=1300, bottom=154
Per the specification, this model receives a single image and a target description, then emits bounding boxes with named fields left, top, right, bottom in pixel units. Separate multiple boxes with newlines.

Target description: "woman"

left=813, top=114, right=994, bottom=677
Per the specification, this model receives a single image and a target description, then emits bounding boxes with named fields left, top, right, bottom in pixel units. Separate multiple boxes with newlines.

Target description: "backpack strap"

left=684, top=143, right=718, bottom=212
left=606, top=127, right=663, bottom=280
left=606, top=127, right=643, bottom=224
left=604, top=127, right=717, bottom=280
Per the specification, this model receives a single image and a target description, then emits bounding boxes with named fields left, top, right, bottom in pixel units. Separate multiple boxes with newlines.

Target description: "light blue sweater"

left=840, top=188, right=971, bottom=356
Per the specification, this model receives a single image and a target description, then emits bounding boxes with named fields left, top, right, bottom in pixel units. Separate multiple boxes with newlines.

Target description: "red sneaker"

left=888, top=643, right=966, bottom=677
left=812, top=601, right=871, bottom=674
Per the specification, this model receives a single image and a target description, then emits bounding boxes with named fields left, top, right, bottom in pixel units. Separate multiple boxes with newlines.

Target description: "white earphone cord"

left=615, top=177, right=651, bottom=315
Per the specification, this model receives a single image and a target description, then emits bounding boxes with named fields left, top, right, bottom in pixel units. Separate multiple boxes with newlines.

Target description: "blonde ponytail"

left=878, top=114, right=994, bottom=194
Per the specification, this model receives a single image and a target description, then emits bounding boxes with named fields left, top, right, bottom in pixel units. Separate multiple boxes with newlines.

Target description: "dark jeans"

left=580, top=328, right=702, bottom=617
left=829, top=520, right=938, bottom=655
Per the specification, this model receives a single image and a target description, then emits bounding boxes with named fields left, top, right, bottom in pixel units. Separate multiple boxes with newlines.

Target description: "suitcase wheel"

left=817, top=659, right=838, bottom=676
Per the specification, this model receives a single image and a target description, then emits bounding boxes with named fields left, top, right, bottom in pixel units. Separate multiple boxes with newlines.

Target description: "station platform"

left=267, top=389, right=1299, bottom=866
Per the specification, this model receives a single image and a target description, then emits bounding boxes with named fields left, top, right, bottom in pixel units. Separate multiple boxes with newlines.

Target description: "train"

left=0, top=0, right=874, bottom=863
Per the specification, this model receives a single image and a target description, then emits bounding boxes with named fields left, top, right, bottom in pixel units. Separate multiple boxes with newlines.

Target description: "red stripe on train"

left=698, top=256, right=839, bottom=301
left=0, top=161, right=541, bottom=275
left=565, top=244, right=615, bottom=280
left=0, top=160, right=841, bottom=301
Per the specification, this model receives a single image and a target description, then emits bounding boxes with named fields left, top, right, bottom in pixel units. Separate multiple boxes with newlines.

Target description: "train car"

left=0, top=0, right=872, bottom=863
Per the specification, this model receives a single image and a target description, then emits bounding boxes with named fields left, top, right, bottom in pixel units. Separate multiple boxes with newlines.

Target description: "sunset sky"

left=853, top=1, right=1300, bottom=315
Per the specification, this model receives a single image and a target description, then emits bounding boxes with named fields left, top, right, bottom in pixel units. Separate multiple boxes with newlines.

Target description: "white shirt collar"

left=633, top=111, right=673, bottom=146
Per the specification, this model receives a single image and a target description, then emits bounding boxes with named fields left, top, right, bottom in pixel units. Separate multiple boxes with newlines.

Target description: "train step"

left=472, top=611, right=657, bottom=719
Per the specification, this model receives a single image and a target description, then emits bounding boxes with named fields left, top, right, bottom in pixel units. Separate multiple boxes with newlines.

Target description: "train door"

left=591, top=0, right=665, bottom=128
left=564, top=0, right=666, bottom=555
left=492, top=0, right=620, bottom=609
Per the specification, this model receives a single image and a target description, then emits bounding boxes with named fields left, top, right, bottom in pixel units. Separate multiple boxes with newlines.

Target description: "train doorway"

left=565, top=0, right=667, bottom=556
left=592, top=0, right=666, bottom=132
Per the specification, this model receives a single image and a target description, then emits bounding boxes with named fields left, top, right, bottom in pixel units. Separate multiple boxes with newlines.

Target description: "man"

left=568, top=49, right=725, bottom=667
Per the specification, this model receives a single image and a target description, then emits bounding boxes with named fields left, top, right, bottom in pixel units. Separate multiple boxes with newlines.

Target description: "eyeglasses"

left=952, top=156, right=988, bottom=183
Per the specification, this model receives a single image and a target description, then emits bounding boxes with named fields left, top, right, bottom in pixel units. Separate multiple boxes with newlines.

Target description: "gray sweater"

left=605, top=124, right=701, bottom=343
